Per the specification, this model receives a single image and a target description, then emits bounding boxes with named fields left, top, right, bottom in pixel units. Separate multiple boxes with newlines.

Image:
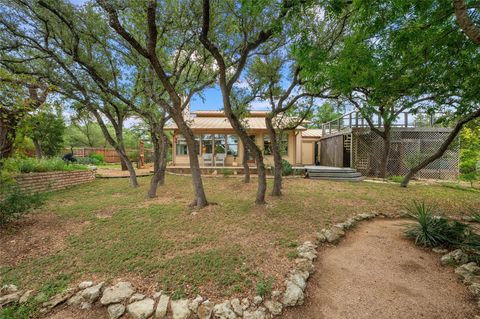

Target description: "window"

left=175, top=134, right=201, bottom=155
left=227, top=135, right=238, bottom=156
left=202, top=134, right=213, bottom=154
left=176, top=135, right=188, bottom=155
left=263, top=134, right=289, bottom=156
left=264, top=135, right=272, bottom=155
left=214, top=134, right=226, bottom=154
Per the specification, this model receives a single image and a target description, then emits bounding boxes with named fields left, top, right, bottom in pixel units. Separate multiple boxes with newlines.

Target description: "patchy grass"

left=1, top=175, right=480, bottom=305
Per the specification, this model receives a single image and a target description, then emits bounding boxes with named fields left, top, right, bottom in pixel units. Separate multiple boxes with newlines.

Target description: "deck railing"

left=321, top=111, right=446, bottom=136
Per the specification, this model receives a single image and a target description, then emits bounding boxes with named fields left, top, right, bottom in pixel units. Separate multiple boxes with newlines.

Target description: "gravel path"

left=282, top=218, right=478, bottom=319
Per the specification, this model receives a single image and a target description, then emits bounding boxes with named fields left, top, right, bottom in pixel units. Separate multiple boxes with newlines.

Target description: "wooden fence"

left=63, top=147, right=153, bottom=163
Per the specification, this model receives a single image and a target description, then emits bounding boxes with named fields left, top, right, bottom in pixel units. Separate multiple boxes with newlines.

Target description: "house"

left=166, top=110, right=322, bottom=167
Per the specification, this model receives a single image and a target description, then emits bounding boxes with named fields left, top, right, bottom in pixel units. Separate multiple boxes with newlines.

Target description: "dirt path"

left=282, top=218, right=478, bottom=319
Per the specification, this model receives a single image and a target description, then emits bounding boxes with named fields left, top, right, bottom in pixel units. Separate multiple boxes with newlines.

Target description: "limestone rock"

left=354, top=213, right=374, bottom=221
left=288, top=271, right=307, bottom=290
left=469, top=283, right=480, bottom=296
left=432, top=248, right=449, bottom=254
left=197, top=300, right=214, bottom=319
left=0, top=284, right=18, bottom=297
left=295, top=258, right=314, bottom=274
left=189, top=295, right=203, bottom=313
left=129, top=293, right=145, bottom=303
left=100, top=282, right=135, bottom=305
left=171, top=299, right=191, bottom=319
left=296, top=241, right=318, bottom=261
left=153, top=291, right=162, bottom=299
left=440, top=249, right=469, bottom=266
left=78, top=281, right=94, bottom=289
left=316, top=231, right=327, bottom=243
left=81, top=282, right=104, bottom=303
left=243, top=307, right=266, bottom=319
left=230, top=298, right=243, bottom=316
left=127, top=298, right=155, bottom=319
left=271, top=290, right=282, bottom=301
left=320, top=227, right=345, bottom=244
left=213, top=300, right=237, bottom=319
left=107, top=303, right=126, bottom=319
left=282, top=281, right=304, bottom=306
left=455, top=262, right=480, bottom=283
left=0, top=292, right=20, bottom=307
left=155, top=294, right=170, bottom=318
left=241, top=298, right=250, bottom=310
left=19, top=290, right=35, bottom=304
left=42, top=288, right=76, bottom=311
left=253, top=295, right=263, bottom=305
left=264, top=299, right=283, bottom=315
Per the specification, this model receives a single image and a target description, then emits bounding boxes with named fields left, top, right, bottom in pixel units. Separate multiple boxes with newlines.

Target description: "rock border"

left=0, top=212, right=380, bottom=319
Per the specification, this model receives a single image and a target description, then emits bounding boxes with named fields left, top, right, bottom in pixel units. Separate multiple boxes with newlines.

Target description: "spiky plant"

left=405, top=201, right=468, bottom=247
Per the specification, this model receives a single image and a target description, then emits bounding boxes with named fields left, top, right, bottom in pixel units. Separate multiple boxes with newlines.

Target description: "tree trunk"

left=242, top=139, right=250, bottom=183
left=379, top=129, right=391, bottom=179
left=222, top=108, right=267, bottom=204
left=401, top=108, right=480, bottom=187
left=171, top=112, right=208, bottom=208
left=0, top=114, right=16, bottom=160
left=120, top=158, right=128, bottom=171
left=266, top=117, right=282, bottom=196
left=453, top=0, right=480, bottom=45
left=89, top=108, right=139, bottom=187
left=148, top=124, right=168, bottom=198
left=33, top=138, right=43, bottom=159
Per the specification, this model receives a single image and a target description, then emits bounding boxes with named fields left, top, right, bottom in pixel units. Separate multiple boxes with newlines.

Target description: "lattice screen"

left=351, top=129, right=459, bottom=179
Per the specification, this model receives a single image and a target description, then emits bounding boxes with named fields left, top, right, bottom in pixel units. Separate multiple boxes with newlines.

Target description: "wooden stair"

left=305, top=166, right=365, bottom=181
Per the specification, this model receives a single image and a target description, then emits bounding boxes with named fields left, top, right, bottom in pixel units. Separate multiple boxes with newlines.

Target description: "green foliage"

left=88, top=153, right=104, bottom=163
left=19, top=109, right=65, bottom=157
left=2, top=157, right=87, bottom=173
left=0, top=186, right=45, bottom=226
left=459, top=120, right=480, bottom=186
left=309, top=102, right=343, bottom=127
left=255, top=277, right=273, bottom=297
left=128, top=150, right=139, bottom=162
left=405, top=201, right=480, bottom=249
left=388, top=175, right=404, bottom=183
left=220, top=168, right=234, bottom=177
left=281, top=159, right=293, bottom=176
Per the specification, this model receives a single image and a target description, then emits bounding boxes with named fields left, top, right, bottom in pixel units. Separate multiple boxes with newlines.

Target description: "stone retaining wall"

left=14, top=170, right=95, bottom=194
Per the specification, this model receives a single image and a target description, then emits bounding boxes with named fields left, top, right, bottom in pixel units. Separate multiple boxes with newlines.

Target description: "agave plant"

left=405, top=201, right=469, bottom=248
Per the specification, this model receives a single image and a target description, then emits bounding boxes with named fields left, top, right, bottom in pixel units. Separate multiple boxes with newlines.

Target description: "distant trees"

left=0, top=69, right=49, bottom=160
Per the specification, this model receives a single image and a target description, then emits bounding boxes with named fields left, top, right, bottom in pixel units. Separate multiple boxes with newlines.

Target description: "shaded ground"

left=1, top=176, right=480, bottom=318
left=282, top=219, right=478, bottom=319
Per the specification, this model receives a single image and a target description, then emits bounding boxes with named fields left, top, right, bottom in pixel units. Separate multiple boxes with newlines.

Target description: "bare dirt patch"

left=0, top=211, right=88, bottom=266
left=282, top=218, right=478, bottom=319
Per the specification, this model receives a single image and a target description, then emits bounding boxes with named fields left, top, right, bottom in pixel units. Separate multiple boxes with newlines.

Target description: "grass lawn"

left=1, top=175, right=479, bottom=305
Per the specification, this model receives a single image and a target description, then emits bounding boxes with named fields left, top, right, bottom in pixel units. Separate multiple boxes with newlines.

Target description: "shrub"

left=0, top=186, right=45, bottom=226
left=2, top=157, right=88, bottom=173
left=128, top=150, right=139, bottom=162
left=255, top=278, right=273, bottom=297
left=405, top=201, right=480, bottom=249
left=88, top=153, right=105, bottom=163
left=281, top=159, right=293, bottom=176
left=220, top=168, right=234, bottom=177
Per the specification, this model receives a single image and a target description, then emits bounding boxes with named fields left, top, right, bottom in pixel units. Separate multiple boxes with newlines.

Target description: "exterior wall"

left=319, top=133, right=345, bottom=167
left=15, top=170, right=96, bottom=194
left=171, top=131, right=298, bottom=166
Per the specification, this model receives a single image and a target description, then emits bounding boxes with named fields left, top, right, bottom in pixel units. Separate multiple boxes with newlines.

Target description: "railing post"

left=355, top=112, right=359, bottom=127
left=404, top=112, right=408, bottom=127
left=349, top=113, right=352, bottom=128
left=430, top=114, right=434, bottom=127
left=328, top=122, right=331, bottom=134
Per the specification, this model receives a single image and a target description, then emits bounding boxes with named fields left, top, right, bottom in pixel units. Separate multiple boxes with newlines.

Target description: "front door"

left=302, top=142, right=314, bottom=165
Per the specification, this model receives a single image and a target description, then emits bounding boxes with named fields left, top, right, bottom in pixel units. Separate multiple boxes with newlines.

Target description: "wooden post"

left=355, top=112, right=359, bottom=127
left=138, top=140, right=145, bottom=169
left=349, top=113, right=353, bottom=128
left=404, top=112, right=408, bottom=127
